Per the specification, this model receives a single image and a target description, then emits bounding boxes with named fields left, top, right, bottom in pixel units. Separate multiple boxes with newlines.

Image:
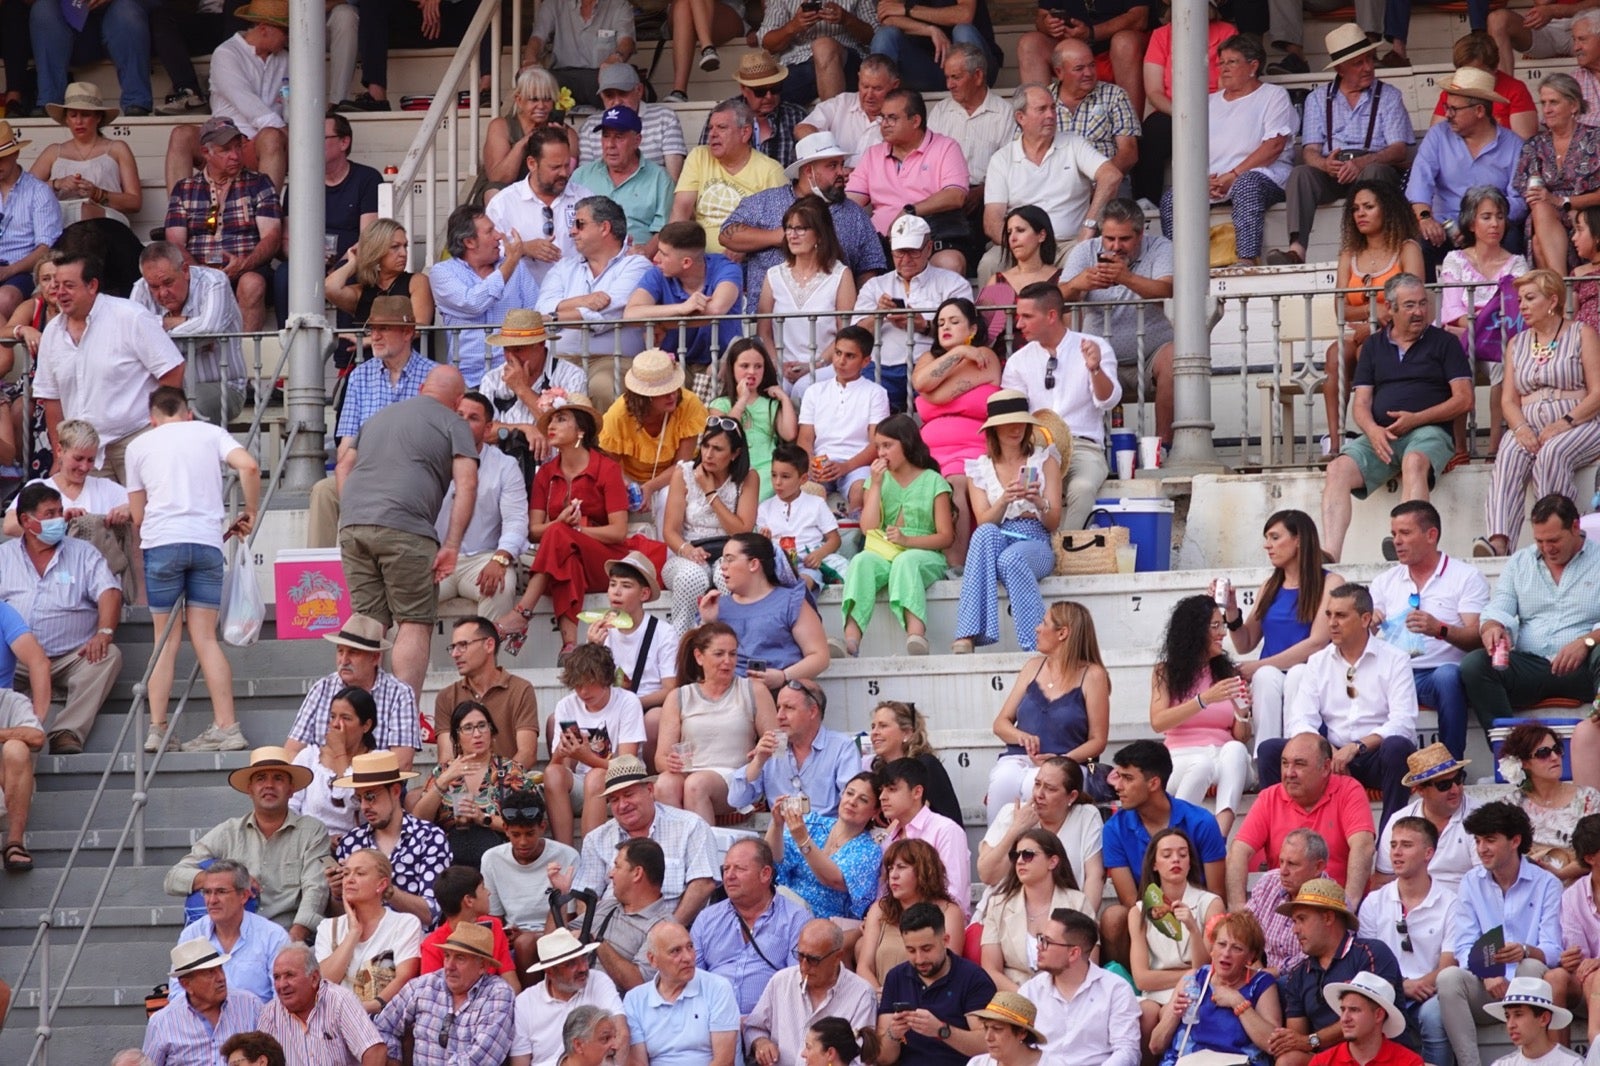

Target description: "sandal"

left=4, top=842, right=33, bottom=872
left=906, top=634, right=929, bottom=655
left=1472, top=536, right=1501, bottom=558
left=1444, top=450, right=1470, bottom=474
left=951, top=638, right=974, bottom=654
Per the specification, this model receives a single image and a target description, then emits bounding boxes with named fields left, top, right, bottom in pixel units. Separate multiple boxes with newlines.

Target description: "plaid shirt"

left=289, top=669, right=422, bottom=752
left=334, top=350, right=436, bottom=440
left=1051, top=82, right=1141, bottom=160
left=164, top=169, right=281, bottom=267
left=1246, top=869, right=1305, bottom=974
left=374, top=970, right=515, bottom=1066
left=572, top=802, right=720, bottom=906
left=698, top=98, right=809, bottom=169
left=335, top=814, right=452, bottom=924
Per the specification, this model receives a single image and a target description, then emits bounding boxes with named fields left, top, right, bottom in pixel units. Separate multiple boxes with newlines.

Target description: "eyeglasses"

left=1427, top=771, right=1467, bottom=792
left=1345, top=664, right=1359, bottom=701
left=1010, top=848, right=1040, bottom=862
left=446, top=638, right=489, bottom=654
left=1044, top=353, right=1058, bottom=391
left=1035, top=934, right=1075, bottom=951
left=783, top=224, right=813, bottom=233
left=1395, top=916, right=1412, bottom=953
left=1444, top=102, right=1484, bottom=116
left=1208, top=620, right=1228, bottom=631
left=1532, top=742, right=1564, bottom=760
left=439, top=1010, right=456, bottom=1049
left=541, top=203, right=556, bottom=238
left=458, top=721, right=493, bottom=733
left=797, top=947, right=841, bottom=966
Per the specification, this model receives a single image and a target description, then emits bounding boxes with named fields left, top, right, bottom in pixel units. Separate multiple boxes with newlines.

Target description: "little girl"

left=756, top=442, right=847, bottom=589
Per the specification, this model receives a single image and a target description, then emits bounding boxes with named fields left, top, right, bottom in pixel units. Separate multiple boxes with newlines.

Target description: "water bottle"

left=1181, top=973, right=1204, bottom=1026
left=278, top=78, right=290, bottom=109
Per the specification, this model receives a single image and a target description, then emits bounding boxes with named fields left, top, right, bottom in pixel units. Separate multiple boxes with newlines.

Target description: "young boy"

left=757, top=442, right=847, bottom=589
left=586, top=551, right=678, bottom=769
left=418, top=865, right=520, bottom=990
left=480, top=790, right=579, bottom=975
left=797, top=325, right=889, bottom=517
left=544, top=643, right=646, bottom=844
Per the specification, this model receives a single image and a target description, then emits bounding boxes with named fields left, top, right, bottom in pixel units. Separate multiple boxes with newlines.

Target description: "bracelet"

left=1234, top=710, right=1252, bottom=724
left=1196, top=693, right=1208, bottom=710
left=1225, top=614, right=1243, bottom=632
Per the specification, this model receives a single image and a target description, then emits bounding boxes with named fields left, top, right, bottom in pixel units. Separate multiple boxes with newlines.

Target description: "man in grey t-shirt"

left=524, top=0, right=637, bottom=108
left=337, top=365, right=478, bottom=702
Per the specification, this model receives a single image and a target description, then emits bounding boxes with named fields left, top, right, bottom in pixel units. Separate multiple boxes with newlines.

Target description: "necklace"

left=1529, top=321, right=1564, bottom=363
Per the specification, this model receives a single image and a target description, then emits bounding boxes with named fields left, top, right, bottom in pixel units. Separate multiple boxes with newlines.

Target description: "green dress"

left=709, top=394, right=781, bottom=500
left=841, top=467, right=952, bottom=631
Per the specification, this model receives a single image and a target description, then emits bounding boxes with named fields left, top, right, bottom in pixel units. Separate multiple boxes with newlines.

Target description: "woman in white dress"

left=27, top=82, right=142, bottom=227
left=757, top=195, right=856, bottom=402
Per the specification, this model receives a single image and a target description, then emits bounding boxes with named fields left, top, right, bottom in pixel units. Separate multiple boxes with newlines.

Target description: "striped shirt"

left=333, top=350, right=436, bottom=441
left=579, top=104, right=689, bottom=172
left=572, top=802, right=720, bottom=907
left=758, top=0, right=877, bottom=64
left=289, top=669, right=422, bottom=752
left=0, top=536, right=120, bottom=657
left=1481, top=536, right=1600, bottom=660
left=374, top=970, right=516, bottom=1066
left=0, top=171, right=64, bottom=266
left=1051, top=81, right=1141, bottom=161
left=143, top=990, right=264, bottom=1066
left=130, top=264, right=248, bottom=388
left=258, top=979, right=385, bottom=1066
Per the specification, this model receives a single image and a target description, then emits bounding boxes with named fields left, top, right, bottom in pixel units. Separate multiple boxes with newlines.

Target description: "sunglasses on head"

left=502, top=805, right=546, bottom=823
left=705, top=415, right=744, bottom=436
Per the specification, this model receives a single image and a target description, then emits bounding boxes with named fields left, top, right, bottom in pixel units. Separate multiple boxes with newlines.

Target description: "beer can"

left=1212, top=577, right=1231, bottom=608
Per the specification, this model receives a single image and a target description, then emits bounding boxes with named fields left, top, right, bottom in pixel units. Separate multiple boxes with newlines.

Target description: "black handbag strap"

left=626, top=616, right=659, bottom=694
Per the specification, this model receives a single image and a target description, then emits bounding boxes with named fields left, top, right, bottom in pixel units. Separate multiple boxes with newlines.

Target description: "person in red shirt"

left=418, top=865, right=520, bottom=993
left=1310, top=971, right=1420, bottom=1066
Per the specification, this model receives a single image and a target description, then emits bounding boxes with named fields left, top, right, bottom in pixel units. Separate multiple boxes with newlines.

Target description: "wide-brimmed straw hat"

left=332, top=750, right=419, bottom=789
left=322, top=614, right=393, bottom=652
left=1485, top=977, right=1573, bottom=1030
left=980, top=390, right=1042, bottom=432
left=735, top=51, right=788, bottom=88
left=601, top=754, right=656, bottom=797
left=1275, top=877, right=1356, bottom=926
left=1441, top=66, right=1509, bottom=104
left=527, top=928, right=602, bottom=972
left=1401, top=742, right=1472, bottom=788
left=228, top=746, right=315, bottom=794
left=0, top=122, right=32, bottom=160
left=485, top=308, right=548, bottom=348
left=605, top=550, right=662, bottom=602
left=1322, top=25, right=1381, bottom=69
left=439, top=921, right=501, bottom=968
left=170, top=940, right=231, bottom=977
left=1323, top=972, right=1407, bottom=1038
left=536, top=392, right=602, bottom=434
left=968, top=991, right=1049, bottom=1045
left=235, top=0, right=289, bottom=27
left=46, top=82, right=119, bottom=124
left=624, top=349, right=685, bottom=397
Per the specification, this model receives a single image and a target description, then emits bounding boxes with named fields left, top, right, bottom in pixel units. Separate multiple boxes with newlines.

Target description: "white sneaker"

left=182, top=723, right=248, bottom=752
left=698, top=46, right=720, bottom=71
left=155, top=88, right=206, bottom=115
left=144, top=726, right=178, bottom=754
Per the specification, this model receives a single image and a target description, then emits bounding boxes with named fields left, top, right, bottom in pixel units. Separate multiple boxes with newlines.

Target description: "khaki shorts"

left=338, top=524, right=440, bottom=627
left=1116, top=359, right=1157, bottom=405
left=1343, top=424, right=1455, bottom=498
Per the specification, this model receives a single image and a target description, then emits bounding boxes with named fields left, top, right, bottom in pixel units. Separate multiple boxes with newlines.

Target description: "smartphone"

left=893, top=1002, right=914, bottom=1013
left=1098, top=253, right=1117, bottom=264
left=558, top=720, right=578, bottom=737
left=890, top=298, right=906, bottom=308
left=747, top=658, right=769, bottom=674
left=802, top=0, right=822, bottom=10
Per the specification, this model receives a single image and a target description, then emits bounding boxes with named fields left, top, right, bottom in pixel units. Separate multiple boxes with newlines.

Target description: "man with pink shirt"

left=844, top=87, right=971, bottom=274
left=1227, top=732, right=1378, bottom=911
left=878, top=757, right=970, bottom=915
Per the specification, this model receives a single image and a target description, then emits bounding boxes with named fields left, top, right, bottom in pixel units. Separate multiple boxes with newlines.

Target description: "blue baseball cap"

left=599, top=106, right=643, bottom=134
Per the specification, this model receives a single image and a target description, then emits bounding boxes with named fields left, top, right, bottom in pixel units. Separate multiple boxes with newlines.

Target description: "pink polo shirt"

left=1234, top=774, right=1376, bottom=886
left=890, top=803, right=973, bottom=916
left=845, top=130, right=971, bottom=235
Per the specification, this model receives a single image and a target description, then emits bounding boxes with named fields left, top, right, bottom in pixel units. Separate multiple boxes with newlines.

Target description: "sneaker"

left=663, top=90, right=689, bottom=104
left=156, top=88, right=207, bottom=115
left=144, top=726, right=177, bottom=754
left=336, top=92, right=391, bottom=113
left=699, top=45, right=720, bottom=72
left=183, top=723, right=248, bottom=752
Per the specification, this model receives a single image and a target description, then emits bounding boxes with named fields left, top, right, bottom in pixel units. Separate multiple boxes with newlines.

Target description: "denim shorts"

left=143, top=543, right=226, bottom=611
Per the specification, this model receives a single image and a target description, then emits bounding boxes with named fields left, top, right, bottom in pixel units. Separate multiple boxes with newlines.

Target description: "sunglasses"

left=1010, top=848, right=1040, bottom=862
left=439, top=1010, right=456, bottom=1048
left=1044, top=353, right=1058, bottom=391
left=1532, top=742, right=1564, bottom=760
left=541, top=203, right=556, bottom=238
left=203, top=197, right=220, bottom=235
left=748, top=84, right=781, bottom=97
left=705, top=416, right=744, bottom=436
left=1345, top=663, right=1358, bottom=701
left=1395, top=916, right=1412, bottom=954
left=784, top=678, right=827, bottom=713
left=502, top=804, right=546, bottom=822
left=1427, top=771, right=1467, bottom=792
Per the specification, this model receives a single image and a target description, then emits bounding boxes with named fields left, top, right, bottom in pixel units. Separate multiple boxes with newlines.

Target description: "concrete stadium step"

left=0, top=1021, right=151, bottom=1065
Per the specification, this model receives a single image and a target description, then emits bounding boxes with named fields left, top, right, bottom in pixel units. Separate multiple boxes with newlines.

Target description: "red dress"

left=529, top=450, right=667, bottom=621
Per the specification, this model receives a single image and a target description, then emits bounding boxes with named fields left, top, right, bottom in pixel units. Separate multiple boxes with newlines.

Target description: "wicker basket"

left=1052, top=521, right=1129, bottom=575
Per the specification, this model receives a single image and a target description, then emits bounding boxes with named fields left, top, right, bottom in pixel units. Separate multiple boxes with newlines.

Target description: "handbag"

left=1052, top=520, right=1129, bottom=576
left=1469, top=275, right=1523, bottom=364
left=863, top=527, right=908, bottom=561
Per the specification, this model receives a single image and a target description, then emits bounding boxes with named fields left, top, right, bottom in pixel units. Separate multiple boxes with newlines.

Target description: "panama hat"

left=624, top=349, right=685, bottom=397
left=785, top=131, right=849, bottom=180
left=485, top=308, right=548, bottom=348
left=980, top=390, right=1043, bottom=432
left=332, top=750, right=419, bottom=789
left=526, top=928, right=601, bottom=972
left=1275, top=877, right=1356, bottom=926
left=1323, top=971, right=1407, bottom=1038
left=601, top=754, right=655, bottom=797
left=228, top=746, right=314, bottom=795
left=1441, top=66, right=1509, bottom=104
left=735, top=51, right=788, bottom=88
left=171, top=940, right=231, bottom=977
left=46, top=82, right=119, bottom=124
left=322, top=614, right=394, bottom=652
left=1401, top=742, right=1471, bottom=788
left=968, top=991, right=1048, bottom=1045
left=605, top=550, right=662, bottom=602
left=1322, top=25, right=1381, bottom=69
left=439, top=921, right=501, bottom=968
left=235, top=0, right=290, bottom=27
left=1484, top=977, right=1573, bottom=1030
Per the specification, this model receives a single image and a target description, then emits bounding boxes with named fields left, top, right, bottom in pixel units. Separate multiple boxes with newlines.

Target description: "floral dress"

left=1516, top=783, right=1600, bottom=873
left=1514, top=125, right=1600, bottom=265
left=425, top=755, right=542, bottom=866
left=775, top=813, right=882, bottom=919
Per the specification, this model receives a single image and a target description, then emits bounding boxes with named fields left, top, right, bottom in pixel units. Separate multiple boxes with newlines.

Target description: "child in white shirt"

left=797, top=326, right=889, bottom=516
left=757, top=443, right=847, bottom=589
left=543, top=643, right=646, bottom=843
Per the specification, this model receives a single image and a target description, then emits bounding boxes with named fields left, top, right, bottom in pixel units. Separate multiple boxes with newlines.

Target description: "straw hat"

left=439, top=921, right=501, bottom=968
left=735, top=51, right=788, bottom=88
left=1485, top=977, right=1573, bottom=1030
left=170, top=940, right=231, bottom=977
left=46, top=82, right=119, bottom=124
left=1031, top=408, right=1072, bottom=460
left=332, top=750, right=419, bottom=790
left=322, top=614, right=393, bottom=652
left=1441, top=66, right=1509, bottom=104
left=1400, top=742, right=1471, bottom=788
left=0, top=122, right=32, bottom=160
left=366, top=296, right=417, bottom=328
left=1322, top=25, right=1380, bottom=69
left=601, top=754, right=655, bottom=797
left=624, top=349, right=685, bottom=397
left=485, top=308, right=548, bottom=348
left=536, top=392, right=602, bottom=434
left=980, top=390, right=1042, bottom=432
left=526, top=928, right=601, bottom=972
left=228, top=746, right=315, bottom=795
left=235, top=0, right=290, bottom=27
left=968, top=991, right=1048, bottom=1045
left=1323, top=972, right=1407, bottom=1038
left=785, top=131, right=849, bottom=180
left=1274, top=876, right=1356, bottom=926
left=605, top=550, right=662, bottom=602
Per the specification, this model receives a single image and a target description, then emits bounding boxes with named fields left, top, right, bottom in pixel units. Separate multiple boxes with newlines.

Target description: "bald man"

left=337, top=364, right=480, bottom=699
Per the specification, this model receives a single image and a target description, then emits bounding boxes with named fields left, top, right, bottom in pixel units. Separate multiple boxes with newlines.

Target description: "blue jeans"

left=869, top=23, right=988, bottom=92
left=143, top=543, right=226, bottom=612
left=30, top=0, right=153, bottom=109
left=1417, top=995, right=1450, bottom=1066
left=1414, top=663, right=1469, bottom=760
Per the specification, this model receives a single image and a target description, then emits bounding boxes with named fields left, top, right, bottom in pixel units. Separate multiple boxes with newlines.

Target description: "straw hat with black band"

left=322, top=614, right=394, bottom=652
left=1322, top=971, right=1407, bottom=1038
left=980, top=390, right=1042, bottom=431
left=0, top=121, right=31, bottom=161
left=365, top=296, right=418, bottom=329
left=1322, top=24, right=1381, bottom=70
left=332, top=750, right=419, bottom=790
left=527, top=928, right=601, bottom=972
left=601, top=754, right=655, bottom=797
left=439, top=921, right=502, bottom=969
left=170, top=940, right=231, bottom=977
left=228, top=746, right=315, bottom=794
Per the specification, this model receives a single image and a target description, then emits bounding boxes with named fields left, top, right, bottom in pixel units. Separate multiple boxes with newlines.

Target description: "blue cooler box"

left=1092, top=496, right=1175, bottom=572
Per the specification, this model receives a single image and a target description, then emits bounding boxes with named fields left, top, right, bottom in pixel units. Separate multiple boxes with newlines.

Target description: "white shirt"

left=1497, top=1048, right=1585, bottom=1066
left=928, top=91, right=1016, bottom=186
left=797, top=375, right=890, bottom=464
left=985, top=133, right=1110, bottom=241
left=1368, top=553, right=1491, bottom=670
left=33, top=295, right=186, bottom=453
left=1374, top=792, right=1482, bottom=890
left=436, top=443, right=528, bottom=558
left=1357, top=877, right=1459, bottom=979
left=207, top=32, right=288, bottom=138
left=131, top=265, right=247, bottom=390
left=604, top=618, right=679, bottom=698
left=551, top=688, right=647, bottom=777
left=1289, top=636, right=1419, bottom=747
left=756, top=492, right=839, bottom=553
left=313, top=909, right=424, bottom=996
left=477, top=357, right=588, bottom=428
left=124, top=420, right=242, bottom=552
left=983, top=801, right=1103, bottom=890
left=1001, top=332, right=1121, bottom=444
left=743, top=965, right=878, bottom=1066
left=5, top=475, right=127, bottom=521
left=799, top=93, right=884, bottom=156
left=485, top=177, right=595, bottom=287
left=1208, top=82, right=1298, bottom=187
left=535, top=247, right=652, bottom=359
left=853, top=267, right=973, bottom=368
left=1019, top=965, right=1141, bottom=1066
left=510, top=972, right=624, bottom=1062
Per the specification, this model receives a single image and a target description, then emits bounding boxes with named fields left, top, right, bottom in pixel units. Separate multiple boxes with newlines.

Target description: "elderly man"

left=1018, top=909, right=1140, bottom=1066
left=1017, top=0, right=1147, bottom=113
left=486, top=128, right=595, bottom=288
left=577, top=65, right=688, bottom=181
left=672, top=100, right=787, bottom=256
left=758, top=0, right=877, bottom=103
left=511, top=929, right=626, bottom=1066
left=539, top=1007, right=626, bottom=1066
left=0, top=123, right=63, bottom=321
left=166, top=747, right=330, bottom=941
left=847, top=88, right=970, bottom=274
left=624, top=220, right=744, bottom=378
left=853, top=214, right=972, bottom=412
left=876, top=902, right=995, bottom=1065
left=869, top=0, right=998, bottom=93
left=428, top=204, right=538, bottom=389
left=624, top=921, right=739, bottom=1066
left=697, top=53, right=810, bottom=172
left=1000, top=282, right=1119, bottom=531
left=537, top=195, right=653, bottom=409
left=142, top=941, right=265, bottom=1066
left=33, top=251, right=186, bottom=482
left=258, top=942, right=386, bottom=1066
left=132, top=242, right=249, bottom=426
left=573, top=107, right=675, bottom=257
left=1061, top=198, right=1175, bottom=441
left=983, top=82, right=1120, bottom=279
left=337, top=366, right=479, bottom=699
left=433, top=396, right=529, bottom=622
left=746, top=919, right=877, bottom=1066
left=333, top=751, right=452, bottom=926
left=1229, top=734, right=1379, bottom=910
left=164, top=117, right=282, bottom=332
left=523, top=0, right=636, bottom=107
left=0, top=482, right=122, bottom=756
left=374, top=922, right=516, bottom=1066
left=28, top=0, right=154, bottom=118
left=176, top=859, right=290, bottom=1004
left=692, top=839, right=809, bottom=1013
left=1320, top=274, right=1473, bottom=562
left=728, top=676, right=860, bottom=815
left=927, top=43, right=1015, bottom=219
left=1374, top=744, right=1482, bottom=892
left=1046, top=39, right=1140, bottom=174
left=1245, top=828, right=1331, bottom=974
left=795, top=52, right=898, bottom=155
left=478, top=309, right=589, bottom=454
left=434, top=617, right=538, bottom=765
left=721, top=131, right=886, bottom=306
left=281, top=615, right=420, bottom=771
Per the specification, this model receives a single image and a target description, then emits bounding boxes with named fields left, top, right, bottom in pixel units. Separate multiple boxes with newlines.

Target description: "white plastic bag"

left=219, top=548, right=264, bottom=647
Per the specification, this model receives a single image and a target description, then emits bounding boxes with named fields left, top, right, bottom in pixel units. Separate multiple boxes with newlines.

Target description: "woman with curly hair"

left=1500, top=722, right=1600, bottom=884
left=1150, top=595, right=1252, bottom=835
left=856, top=838, right=966, bottom=989
left=976, top=828, right=1087, bottom=990
left=1322, top=180, right=1424, bottom=456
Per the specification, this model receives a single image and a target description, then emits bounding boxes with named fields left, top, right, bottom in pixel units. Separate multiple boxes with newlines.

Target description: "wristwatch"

left=491, top=550, right=515, bottom=567
left=1585, top=635, right=1596, bottom=649
left=1309, top=1035, right=1323, bottom=1052
left=936, top=1024, right=952, bottom=1040
left=902, top=203, right=918, bottom=216
left=1082, top=218, right=1099, bottom=231
left=96, top=627, right=114, bottom=636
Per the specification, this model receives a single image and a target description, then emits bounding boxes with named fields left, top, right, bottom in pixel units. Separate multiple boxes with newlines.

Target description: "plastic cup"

left=773, top=730, right=789, bottom=756
left=1115, top=450, right=1135, bottom=480
left=1138, top=436, right=1162, bottom=468
left=672, top=742, right=695, bottom=771
left=1115, top=545, right=1138, bottom=573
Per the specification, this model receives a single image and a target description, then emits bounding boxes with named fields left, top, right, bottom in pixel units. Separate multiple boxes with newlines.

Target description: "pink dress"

left=916, top=383, right=999, bottom=477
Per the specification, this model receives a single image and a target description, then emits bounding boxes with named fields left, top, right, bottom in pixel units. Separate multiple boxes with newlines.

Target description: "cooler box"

left=274, top=549, right=352, bottom=639
left=1092, top=497, right=1174, bottom=572
left=1489, top=717, right=1581, bottom=782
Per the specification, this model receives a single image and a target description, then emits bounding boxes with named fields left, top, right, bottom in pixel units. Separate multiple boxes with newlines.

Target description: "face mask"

left=35, top=517, right=67, bottom=545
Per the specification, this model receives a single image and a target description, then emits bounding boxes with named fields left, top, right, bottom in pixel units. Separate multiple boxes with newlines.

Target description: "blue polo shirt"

left=622, top=970, right=740, bottom=1066
left=634, top=255, right=745, bottom=365
left=878, top=953, right=996, bottom=1066
left=1280, top=932, right=1417, bottom=1049
left=1102, top=795, right=1228, bottom=874
left=0, top=601, right=29, bottom=688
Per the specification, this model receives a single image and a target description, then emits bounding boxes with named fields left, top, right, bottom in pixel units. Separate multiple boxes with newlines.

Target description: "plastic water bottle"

left=1181, top=974, right=1203, bottom=1026
left=278, top=78, right=290, bottom=108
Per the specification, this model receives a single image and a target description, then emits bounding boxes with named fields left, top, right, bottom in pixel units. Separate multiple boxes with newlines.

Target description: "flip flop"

left=4, top=842, right=33, bottom=872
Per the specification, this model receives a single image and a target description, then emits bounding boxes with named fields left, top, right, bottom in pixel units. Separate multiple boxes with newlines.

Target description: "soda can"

left=1211, top=577, right=1231, bottom=608
left=626, top=480, right=645, bottom=511
left=1492, top=637, right=1510, bottom=670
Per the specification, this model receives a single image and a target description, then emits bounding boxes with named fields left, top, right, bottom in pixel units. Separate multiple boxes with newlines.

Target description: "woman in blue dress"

left=1151, top=911, right=1281, bottom=1066
left=767, top=772, right=882, bottom=923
